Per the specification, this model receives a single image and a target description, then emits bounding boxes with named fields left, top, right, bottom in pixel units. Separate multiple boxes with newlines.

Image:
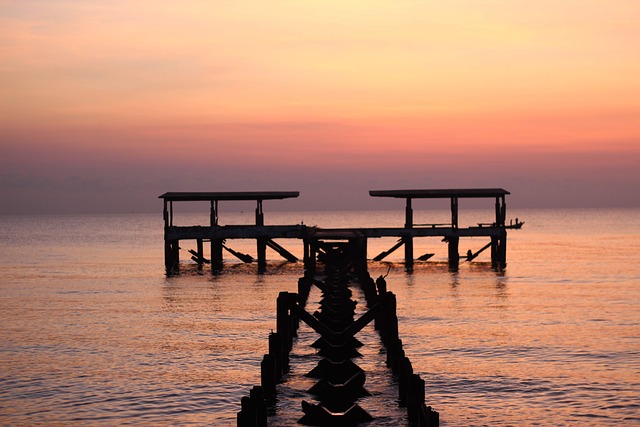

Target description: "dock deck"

left=159, top=188, right=519, bottom=274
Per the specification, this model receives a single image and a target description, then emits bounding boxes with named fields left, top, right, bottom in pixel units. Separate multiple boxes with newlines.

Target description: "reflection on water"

left=0, top=210, right=639, bottom=425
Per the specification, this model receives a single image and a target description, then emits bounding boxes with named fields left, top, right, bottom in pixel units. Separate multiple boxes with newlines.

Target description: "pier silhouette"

left=159, top=188, right=520, bottom=274
left=157, top=189, right=524, bottom=425
left=237, top=245, right=439, bottom=426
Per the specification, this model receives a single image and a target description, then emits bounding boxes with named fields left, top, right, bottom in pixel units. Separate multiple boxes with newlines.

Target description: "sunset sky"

left=1, top=1, right=639, bottom=213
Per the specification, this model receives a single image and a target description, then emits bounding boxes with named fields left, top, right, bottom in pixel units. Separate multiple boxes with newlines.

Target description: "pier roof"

left=369, top=188, right=509, bottom=199
left=159, top=191, right=299, bottom=202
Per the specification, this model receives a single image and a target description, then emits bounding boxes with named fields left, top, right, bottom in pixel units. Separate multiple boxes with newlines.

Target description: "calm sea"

left=0, top=208, right=638, bottom=426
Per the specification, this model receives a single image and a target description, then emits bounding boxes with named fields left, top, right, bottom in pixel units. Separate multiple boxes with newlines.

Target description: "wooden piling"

left=408, top=374, right=426, bottom=424
left=420, top=405, right=440, bottom=427
left=404, top=198, right=414, bottom=265
left=261, top=354, right=276, bottom=400
left=399, top=356, right=413, bottom=406
left=268, top=332, right=283, bottom=380
left=448, top=236, right=460, bottom=270
left=196, top=238, right=204, bottom=268
left=277, top=292, right=292, bottom=353
left=250, top=386, right=267, bottom=427
left=237, top=239, right=443, bottom=426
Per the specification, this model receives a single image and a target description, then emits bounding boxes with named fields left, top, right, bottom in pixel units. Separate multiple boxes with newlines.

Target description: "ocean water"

left=0, top=208, right=638, bottom=426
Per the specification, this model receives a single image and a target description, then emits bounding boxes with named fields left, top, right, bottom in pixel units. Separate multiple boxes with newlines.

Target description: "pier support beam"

left=164, top=240, right=179, bottom=274
left=447, top=236, right=459, bottom=271
left=349, top=237, right=368, bottom=276
left=162, top=198, right=179, bottom=274
left=256, top=200, right=267, bottom=272
left=210, top=200, right=223, bottom=271
left=195, top=239, right=204, bottom=269
left=211, top=240, right=223, bottom=270
left=491, top=231, right=507, bottom=270
left=404, top=198, right=414, bottom=266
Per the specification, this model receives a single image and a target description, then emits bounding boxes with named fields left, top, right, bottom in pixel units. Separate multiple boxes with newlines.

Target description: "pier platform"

left=159, top=188, right=520, bottom=274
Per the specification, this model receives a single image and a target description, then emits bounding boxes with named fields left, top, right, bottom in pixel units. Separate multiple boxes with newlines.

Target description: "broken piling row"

left=238, top=246, right=439, bottom=426
left=361, top=273, right=440, bottom=426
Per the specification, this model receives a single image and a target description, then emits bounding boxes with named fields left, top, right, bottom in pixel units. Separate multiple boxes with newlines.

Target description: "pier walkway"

left=237, top=243, right=440, bottom=426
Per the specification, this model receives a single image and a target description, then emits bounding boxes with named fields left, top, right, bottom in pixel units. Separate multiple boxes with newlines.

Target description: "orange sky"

left=1, top=1, right=639, bottom=213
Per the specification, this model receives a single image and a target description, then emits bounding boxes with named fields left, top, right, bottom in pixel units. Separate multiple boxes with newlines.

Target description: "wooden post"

left=491, top=236, right=498, bottom=269
left=210, top=200, right=223, bottom=270
left=250, top=386, right=267, bottom=427
left=450, top=197, right=458, bottom=229
left=210, top=200, right=219, bottom=226
left=256, top=200, right=266, bottom=272
left=164, top=240, right=180, bottom=274
left=404, top=197, right=414, bottom=266
left=238, top=396, right=254, bottom=427
left=350, top=237, right=368, bottom=275
left=448, top=236, right=459, bottom=271
left=420, top=405, right=440, bottom=427
left=261, top=354, right=276, bottom=400
left=493, top=196, right=508, bottom=269
left=499, top=230, right=507, bottom=270
left=163, top=199, right=175, bottom=273
left=399, top=356, right=413, bottom=406
left=277, top=292, right=292, bottom=352
left=196, top=238, right=204, bottom=268
left=211, top=240, right=223, bottom=270
left=408, top=374, right=426, bottom=424
left=163, top=199, right=169, bottom=228
left=306, top=240, right=317, bottom=276
left=164, top=241, right=173, bottom=272
left=269, top=332, right=283, bottom=381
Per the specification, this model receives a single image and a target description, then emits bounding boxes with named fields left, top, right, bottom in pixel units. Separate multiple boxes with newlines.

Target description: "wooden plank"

left=370, top=188, right=509, bottom=199
left=222, top=245, right=254, bottom=263
left=266, top=239, right=299, bottom=262
left=465, top=241, right=492, bottom=261
left=159, top=191, right=299, bottom=201
left=373, top=239, right=404, bottom=261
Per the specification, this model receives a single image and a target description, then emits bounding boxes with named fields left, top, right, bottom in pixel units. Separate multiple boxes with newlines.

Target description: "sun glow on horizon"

left=1, top=1, right=639, bottom=213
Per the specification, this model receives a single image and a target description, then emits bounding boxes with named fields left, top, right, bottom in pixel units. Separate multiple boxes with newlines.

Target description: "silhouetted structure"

left=238, top=246, right=440, bottom=426
left=369, top=188, right=511, bottom=270
left=159, top=191, right=300, bottom=273
left=159, top=188, right=520, bottom=274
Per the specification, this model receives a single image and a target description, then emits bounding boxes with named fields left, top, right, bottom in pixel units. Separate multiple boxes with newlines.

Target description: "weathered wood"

left=161, top=188, right=520, bottom=273
left=448, top=236, right=460, bottom=270
left=266, top=239, right=298, bottom=262
left=211, top=239, right=223, bottom=270
left=417, top=253, right=434, bottom=261
left=260, top=354, right=276, bottom=399
left=373, top=239, right=404, bottom=261
left=465, top=241, right=492, bottom=261
left=223, top=245, right=254, bottom=263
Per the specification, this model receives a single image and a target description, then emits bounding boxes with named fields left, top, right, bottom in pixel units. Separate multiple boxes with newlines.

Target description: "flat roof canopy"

left=369, top=188, right=510, bottom=199
left=159, top=191, right=300, bottom=202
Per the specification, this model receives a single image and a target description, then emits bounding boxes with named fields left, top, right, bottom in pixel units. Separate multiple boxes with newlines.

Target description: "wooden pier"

left=159, top=188, right=521, bottom=274
left=237, top=246, right=440, bottom=426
